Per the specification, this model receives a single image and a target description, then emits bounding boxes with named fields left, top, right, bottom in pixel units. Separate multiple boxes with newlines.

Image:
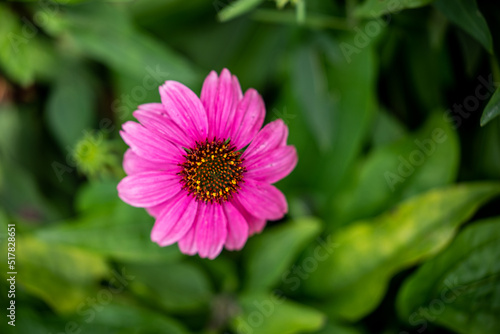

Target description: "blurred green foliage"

left=1, top=0, right=500, bottom=334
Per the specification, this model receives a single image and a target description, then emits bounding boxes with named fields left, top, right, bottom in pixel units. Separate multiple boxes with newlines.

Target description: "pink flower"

left=117, top=69, right=297, bottom=259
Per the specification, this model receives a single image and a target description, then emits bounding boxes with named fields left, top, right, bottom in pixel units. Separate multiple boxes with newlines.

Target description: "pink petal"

left=137, top=103, right=165, bottom=115
left=201, top=68, right=242, bottom=140
left=195, top=204, right=228, bottom=259
left=117, top=171, right=182, bottom=207
left=231, top=88, right=266, bottom=149
left=145, top=203, right=166, bottom=218
left=160, top=81, right=209, bottom=142
left=244, top=146, right=298, bottom=184
left=120, top=121, right=184, bottom=164
left=243, top=119, right=288, bottom=161
left=178, top=205, right=204, bottom=256
left=231, top=197, right=266, bottom=235
left=223, top=202, right=249, bottom=250
left=151, top=192, right=198, bottom=247
left=123, top=149, right=179, bottom=175
left=133, top=108, right=192, bottom=147
left=237, top=179, right=288, bottom=221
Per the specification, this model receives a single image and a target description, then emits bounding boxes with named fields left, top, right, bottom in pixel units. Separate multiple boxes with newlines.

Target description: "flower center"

left=179, top=139, right=245, bottom=203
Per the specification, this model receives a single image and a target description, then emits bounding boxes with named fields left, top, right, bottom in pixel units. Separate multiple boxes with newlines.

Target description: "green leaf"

left=332, top=112, right=459, bottom=228
left=36, top=202, right=181, bottom=263
left=370, top=108, right=407, bottom=148
left=314, top=321, right=364, bottom=334
left=75, top=179, right=122, bottom=213
left=480, top=86, right=500, bottom=126
left=232, top=293, right=325, bottom=334
left=127, top=262, right=212, bottom=313
left=304, top=182, right=500, bottom=321
left=217, top=0, right=265, bottom=22
left=397, top=217, right=500, bottom=334
left=0, top=157, right=58, bottom=222
left=42, top=3, right=198, bottom=86
left=0, top=4, right=56, bottom=86
left=80, top=303, right=189, bottom=334
left=244, top=217, right=322, bottom=292
left=46, top=62, right=96, bottom=149
left=474, top=117, right=500, bottom=178
left=5, top=236, right=109, bottom=314
left=434, top=0, right=493, bottom=54
left=291, top=46, right=335, bottom=151
left=317, top=34, right=377, bottom=199
left=354, top=0, right=433, bottom=18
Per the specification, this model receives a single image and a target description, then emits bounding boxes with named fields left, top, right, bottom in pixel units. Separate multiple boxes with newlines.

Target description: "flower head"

left=117, top=69, right=297, bottom=259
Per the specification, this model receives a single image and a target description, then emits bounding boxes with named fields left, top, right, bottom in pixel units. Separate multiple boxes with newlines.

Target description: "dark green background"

left=1, top=0, right=500, bottom=333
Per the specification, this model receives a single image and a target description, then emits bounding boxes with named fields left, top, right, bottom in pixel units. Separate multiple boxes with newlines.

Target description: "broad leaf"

left=6, top=236, right=109, bottom=314
left=305, top=183, right=500, bottom=321
left=46, top=62, right=96, bottom=149
left=36, top=202, right=181, bottom=263
left=319, top=34, right=377, bottom=199
left=355, top=0, right=433, bottom=18
left=217, top=0, right=265, bottom=22
left=480, top=86, right=500, bottom=126
left=332, top=112, right=459, bottom=228
left=127, top=262, right=212, bottom=313
left=0, top=4, right=56, bottom=86
left=434, top=0, right=493, bottom=53
left=41, top=3, right=198, bottom=85
left=232, top=293, right=325, bottom=334
left=397, top=217, right=500, bottom=334
left=244, top=217, right=322, bottom=292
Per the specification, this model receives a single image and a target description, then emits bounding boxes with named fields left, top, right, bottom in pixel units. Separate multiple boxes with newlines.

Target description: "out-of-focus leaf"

left=370, top=108, right=407, bottom=148
left=354, top=0, right=433, bottom=18
left=314, top=321, right=364, bottom=334
left=200, top=256, right=239, bottom=292
left=0, top=158, right=58, bottom=222
left=41, top=3, right=199, bottom=85
left=36, top=202, right=181, bottom=263
left=0, top=4, right=56, bottom=85
left=305, top=183, right=500, bottom=321
left=46, top=62, right=96, bottom=149
left=474, top=117, right=500, bottom=178
left=332, top=112, right=459, bottom=228
left=457, top=30, right=484, bottom=77
left=480, top=86, right=500, bottom=126
left=127, top=262, right=212, bottom=313
left=292, top=46, right=334, bottom=151
left=397, top=217, right=500, bottom=334
left=244, top=217, right=322, bottom=292
left=318, top=34, right=377, bottom=200
left=2, top=236, right=109, bottom=314
left=80, top=303, right=189, bottom=334
left=232, top=293, right=325, bottom=334
left=217, top=0, right=264, bottom=22
left=405, top=33, right=450, bottom=110
left=75, top=179, right=121, bottom=213
left=434, top=0, right=493, bottom=53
